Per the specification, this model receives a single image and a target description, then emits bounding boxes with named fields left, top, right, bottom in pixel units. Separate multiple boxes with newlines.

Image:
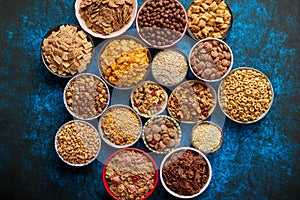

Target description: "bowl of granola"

left=103, top=148, right=158, bottom=200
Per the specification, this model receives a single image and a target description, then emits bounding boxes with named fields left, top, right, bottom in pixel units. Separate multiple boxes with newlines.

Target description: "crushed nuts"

left=98, top=38, right=150, bottom=88
left=100, top=105, right=142, bottom=147
left=105, top=149, right=156, bottom=200
left=190, top=39, right=232, bottom=81
left=162, top=148, right=210, bottom=196
left=219, top=68, right=273, bottom=123
left=79, top=0, right=134, bottom=35
left=64, top=73, right=109, bottom=119
left=188, top=0, right=232, bottom=39
left=152, top=49, right=188, bottom=86
left=131, top=81, right=168, bottom=118
left=191, top=121, right=223, bottom=153
left=55, top=120, right=100, bottom=165
left=143, top=116, right=181, bottom=153
left=167, top=80, right=216, bottom=122
left=41, top=24, right=93, bottom=76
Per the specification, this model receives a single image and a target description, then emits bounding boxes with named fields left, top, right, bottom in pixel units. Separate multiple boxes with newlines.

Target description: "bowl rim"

left=142, top=115, right=182, bottom=154
left=130, top=80, right=169, bottom=118
left=186, top=0, right=233, bottom=41
left=97, top=34, right=152, bottom=90
left=135, top=0, right=189, bottom=49
left=102, top=147, right=159, bottom=200
left=63, top=72, right=110, bottom=120
left=41, top=23, right=94, bottom=78
left=98, top=104, right=143, bottom=148
left=188, top=37, right=234, bottom=83
left=167, top=80, right=217, bottom=124
left=191, top=120, right=223, bottom=154
left=54, top=119, right=101, bottom=167
left=217, top=66, right=275, bottom=124
left=74, top=0, right=138, bottom=39
left=151, top=48, right=189, bottom=87
left=160, top=147, right=212, bottom=198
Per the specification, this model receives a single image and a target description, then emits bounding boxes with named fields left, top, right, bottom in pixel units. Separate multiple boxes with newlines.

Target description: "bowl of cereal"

left=102, top=148, right=158, bottom=200
left=187, top=0, right=233, bottom=40
left=99, top=104, right=142, bottom=148
left=218, top=67, right=274, bottom=124
left=167, top=80, right=217, bottom=123
left=160, top=147, right=212, bottom=198
left=41, top=24, right=94, bottom=78
left=151, top=48, right=189, bottom=87
left=63, top=73, right=110, bottom=120
left=75, top=0, right=138, bottom=38
left=98, top=35, right=151, bottom=89
left=189, top=38, right=233, bottom=82
left=142, top=115, right=181, bottom=154
left=136, top=0, right=188, bottom=48
left=54, top=120, right=101, bottom=167
left=131, top=81, right=168, bottom=118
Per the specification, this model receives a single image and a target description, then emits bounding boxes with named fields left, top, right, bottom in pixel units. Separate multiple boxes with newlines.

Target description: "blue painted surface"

left=0, top=0, right=299, bottom=199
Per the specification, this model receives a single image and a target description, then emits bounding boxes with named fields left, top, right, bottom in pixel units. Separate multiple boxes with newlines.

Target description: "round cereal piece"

left=99, top=104, right=142, bottom=148
left=142, top=115, right=181, bottom=154
left=63, top=73, right=110, bottom=120
left=191, top=121, right=223, bottom=154
left=54, top=120, right=101, bottom=166
left=98, top=35, right=151, bottom=89
left=218, top=67, right=274, bottom=124
left=130, top=81, right=168, bottom=118
left=102, top=148, right=158, bottom=200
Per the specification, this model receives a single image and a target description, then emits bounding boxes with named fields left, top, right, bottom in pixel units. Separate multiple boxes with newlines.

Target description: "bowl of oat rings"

left=218, top=67, right=274, bottom=124
left=75, top=0, right=138, bottom=38
left=102, top=148, right=158, bottom=200
left=160, top=147, right=212, bottom=198
left=98, top=35, right=151, bottom=89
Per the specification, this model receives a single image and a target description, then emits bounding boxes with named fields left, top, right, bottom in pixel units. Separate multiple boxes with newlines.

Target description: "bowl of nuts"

left=102, top=148, right=158, bottom=200
left=189, top=38, right=233, bottom=82
left=191, top=121, right=223, bottom=154
left=167, top=80, right=217, bottom=123
left=142, top=115, right=181, bottom=154
left=218, top=67, right=274, bottom=124
left=98, top=35, right=151, bottom=89
left=54, top=120, right=101, bottom=166
left=41, top=24, right=94, bottom=78
left=75, top=0, right=138, bottom=38
left=151, top=48, right=189, bottom=87
left=63, top=73, right=110, bottom=120
left=130, top=81, right=168, bottom=118
left=187, top=0, right=233, bottom=40
left=160, top=147, right=212, bottom=198
left=136, top=0, right=188, bottom=48
left=99, top=104, right=142, bottom=148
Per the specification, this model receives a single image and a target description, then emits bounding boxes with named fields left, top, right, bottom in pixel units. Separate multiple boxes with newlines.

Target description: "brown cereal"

left=55, top=120, right=100, bottom=165
left=187, top=0, right=232, bottom=39
left=190, top=39, right=232, bottom=81
left=104, top=149, right=157, bottom=200
left=64, top=73, right=109, bottom=119
left=162, top=149, right=210, bottom=196
left=167, top=80, right=216, bottom=123
left=131, top=81, right=168, bottom=118
left=41, top=24, right=93, bottom=77
left=100, top=105, right=141, bottom=147
left=98, top=38, right=151, bottom=88
left=219, top=68, right=273, bottom=123
left=79, top=0, right=134, bottom=35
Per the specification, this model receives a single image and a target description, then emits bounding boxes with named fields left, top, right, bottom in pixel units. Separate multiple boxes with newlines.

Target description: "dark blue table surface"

left=0, top=0, right=299, bottom=199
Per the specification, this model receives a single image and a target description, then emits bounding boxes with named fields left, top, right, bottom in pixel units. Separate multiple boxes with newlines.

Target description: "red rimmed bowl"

left=102, top=148, right=158, bottom=200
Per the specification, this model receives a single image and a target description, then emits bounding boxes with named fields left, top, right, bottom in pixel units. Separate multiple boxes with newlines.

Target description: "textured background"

left=0, top=0, right=299, bottom=199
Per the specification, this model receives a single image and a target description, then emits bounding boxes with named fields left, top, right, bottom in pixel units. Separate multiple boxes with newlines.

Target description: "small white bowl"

left=75, top=0, right=138, bottom=39
left=160, top=147, right=212, bottom=198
